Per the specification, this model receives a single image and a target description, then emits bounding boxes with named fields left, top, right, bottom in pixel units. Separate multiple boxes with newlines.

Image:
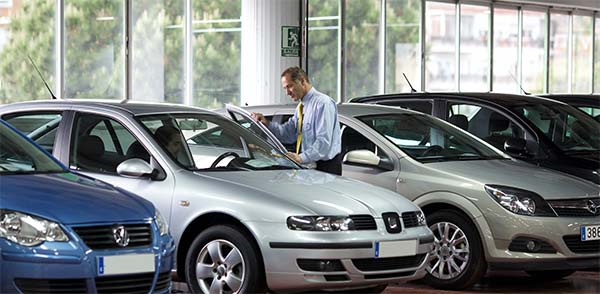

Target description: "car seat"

left=77, top=135, right=111, bottom=172
left=483, top=113, right=511, bottom=150
left=126, top=141, right=150, bottom=162
left=448, top=114, right=468, bottom=131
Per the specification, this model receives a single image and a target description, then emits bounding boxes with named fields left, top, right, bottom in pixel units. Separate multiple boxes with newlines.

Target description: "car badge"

left=585, top=200, right=598, bottom=215
left=112, top=225, right=130, bottom=247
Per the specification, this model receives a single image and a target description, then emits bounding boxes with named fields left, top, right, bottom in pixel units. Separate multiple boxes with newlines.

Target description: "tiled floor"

left=172, top=270, right=599, bottom=293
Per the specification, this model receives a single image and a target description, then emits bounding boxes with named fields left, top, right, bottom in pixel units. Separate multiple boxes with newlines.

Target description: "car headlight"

left=484, top=185, right=556, bottom=216
left=155, top=209, right=169, bottom=236
left=287, top=216, right=354, bottom=231
left=0, top=210, right=69, bottom=246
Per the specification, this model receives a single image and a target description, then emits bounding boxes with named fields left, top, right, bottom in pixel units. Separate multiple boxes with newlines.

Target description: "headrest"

left=489, top=113, right=510, bottom=132
left=126, top=141, right=149, bottom=160
left=78, top=135, right=104, bottom=158
left=449, top=114, right=468, bottom=131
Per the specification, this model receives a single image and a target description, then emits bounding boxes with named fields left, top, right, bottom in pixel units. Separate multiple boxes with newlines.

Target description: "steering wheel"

left=210, top=152, right=240, bottom=168
left=422, top=145, right=444, bottom=157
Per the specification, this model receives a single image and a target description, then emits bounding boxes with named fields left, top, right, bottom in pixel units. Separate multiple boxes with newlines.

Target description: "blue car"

left=0, top=119, right=175, bottom=293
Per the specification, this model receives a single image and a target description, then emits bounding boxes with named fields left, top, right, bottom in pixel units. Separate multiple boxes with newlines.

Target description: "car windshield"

left=0, top=122, right=65, bottom=175
left=137, top=113, right=299, bottom=171
left=357, top=113, right=506, bottom=163
left=510, top=103, right=600, bottom=153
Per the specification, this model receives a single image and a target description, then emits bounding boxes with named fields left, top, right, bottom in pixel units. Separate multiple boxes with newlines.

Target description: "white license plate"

left=97, top=253, right=155, bottom=276
left=375, top=240, right=417, bottom=258
left=581, top=224, right=600, bottom=241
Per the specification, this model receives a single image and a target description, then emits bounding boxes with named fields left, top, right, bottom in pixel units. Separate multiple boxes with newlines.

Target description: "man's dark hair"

left=281, top=66, right=309, bottom=84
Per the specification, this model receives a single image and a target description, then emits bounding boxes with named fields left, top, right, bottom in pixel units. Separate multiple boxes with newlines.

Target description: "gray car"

left=0, top=100, right=433, bottom=294
left=246, top=103, right=600, bottom=290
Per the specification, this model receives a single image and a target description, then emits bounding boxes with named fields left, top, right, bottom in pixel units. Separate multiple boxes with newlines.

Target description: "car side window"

left=341, top=124, right=390, bottom=161
left=3, top=113, right=62, bottom=154
left=71, top=114, right=149, bottom=173
left=448, top=103, right=532, bottom=151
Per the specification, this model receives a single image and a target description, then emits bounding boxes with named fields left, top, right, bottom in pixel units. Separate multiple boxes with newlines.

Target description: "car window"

left=267, top=114, right=296, bottom=152
left=3, top=113, right=62, bottom=154
left=71, top=114, right=149, bottom=174
left=341, top=124, right=390, bottom=161
left=448, top=102, right=535, bottom=153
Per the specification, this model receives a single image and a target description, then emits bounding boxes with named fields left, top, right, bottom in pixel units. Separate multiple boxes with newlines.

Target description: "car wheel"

left=185, top=225, right=265, bottom=294
left=422, top=209, right=486, bottom=290
left=525, top=270, right=576, bottom=280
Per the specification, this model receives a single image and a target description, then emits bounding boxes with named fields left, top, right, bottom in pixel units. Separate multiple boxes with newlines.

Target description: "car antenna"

left=402, top=73, right=417, bottom=93
left=27, top=55, right=57, bottom=100
left=508, top=71, right=530, bottom=95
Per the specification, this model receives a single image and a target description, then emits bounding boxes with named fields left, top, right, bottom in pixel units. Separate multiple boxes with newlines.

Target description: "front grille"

left=154, top=271, right=171, bottom=292
left=508, top=237, right=556, bottom=253
left=96, top=272, right=156, bottom=294
left=352, top=254, right=426, bottom=272
left=15, top=278, right=87, bottom=294
left=548, top=198, right=600, bottom=217
left=297, top=259, right=345, bottom=272
left=401, top=211, right=420, bottom=228
left=563, top=235, right=600, bottom=254
left=73, top=224, right=152, bottom=250
left=349, top=215, right=377, bottom=230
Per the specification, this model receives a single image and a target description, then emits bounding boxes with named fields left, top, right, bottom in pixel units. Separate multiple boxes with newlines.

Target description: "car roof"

left=538, top=94, right=600, bottom=105
left=0, top=99, right=215, bottom=116
left=350, top=92, right=568, bottom=107
left=245, top=102, right=423, bottom=117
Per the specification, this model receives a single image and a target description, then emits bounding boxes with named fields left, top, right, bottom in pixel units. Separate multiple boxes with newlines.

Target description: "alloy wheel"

left=426, top=221, right=470, bottom=280
left=195, top=239, right=245, bottom=294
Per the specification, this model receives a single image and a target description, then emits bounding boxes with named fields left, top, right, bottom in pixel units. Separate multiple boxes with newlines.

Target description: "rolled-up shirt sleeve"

left=299, top=102, right=336, bottom=164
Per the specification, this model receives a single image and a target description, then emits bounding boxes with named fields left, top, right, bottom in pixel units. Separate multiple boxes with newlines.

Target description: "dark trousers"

left=316, top=153, right=343, bottom=175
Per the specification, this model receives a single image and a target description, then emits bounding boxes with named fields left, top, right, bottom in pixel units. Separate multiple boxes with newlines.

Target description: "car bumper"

left=480, top=214, right=600, bottom=269
left=0, top=234, right=175, bottom=293
left=246, top=221, right=433, bottom=292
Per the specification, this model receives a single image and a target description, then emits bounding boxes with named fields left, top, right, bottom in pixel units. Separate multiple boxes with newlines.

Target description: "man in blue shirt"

left=252, top=67, right=342, bottom=175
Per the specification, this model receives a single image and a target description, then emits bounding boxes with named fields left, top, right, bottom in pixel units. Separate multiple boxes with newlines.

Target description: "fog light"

left=526, top=240, right=538, bottom=252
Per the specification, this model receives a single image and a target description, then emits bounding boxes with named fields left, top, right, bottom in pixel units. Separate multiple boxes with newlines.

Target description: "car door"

left=66, top=111, right=176, bottom=222
left=224, top=104, right=288, bottom=154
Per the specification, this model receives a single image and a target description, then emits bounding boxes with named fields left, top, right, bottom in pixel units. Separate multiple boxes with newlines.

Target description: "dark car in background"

left=0, top=119, right=175, bottom=293
left=351, top=92, right=600, bottom=184
left=539, top=94, right=600, bottom=121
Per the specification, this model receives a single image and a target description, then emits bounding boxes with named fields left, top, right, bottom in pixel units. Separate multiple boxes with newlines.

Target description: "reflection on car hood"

left=428, top=160, right=600, bottom=200
left=199, top=169, right=416, bottom=216
left=1, top=173, right=154, bottom=224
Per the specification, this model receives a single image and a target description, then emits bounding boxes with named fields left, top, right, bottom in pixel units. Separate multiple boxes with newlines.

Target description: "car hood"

left=427, top=159, right=600, bottom=200
left=1, top=173, right=154, bottom=224
left=197, top=169, right=416, bottom=216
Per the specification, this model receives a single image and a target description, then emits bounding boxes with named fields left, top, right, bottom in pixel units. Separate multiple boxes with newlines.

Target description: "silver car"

left=246, top=103, right=600, bottom=290
left=0, top=100, right=433, bottom=293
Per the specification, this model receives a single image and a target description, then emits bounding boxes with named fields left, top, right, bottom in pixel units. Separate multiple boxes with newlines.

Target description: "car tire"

left=185, top=225, right=265, bottom=294
left=422, top=209, right=486, bottom=290
left=525, top=270, right=576, bottom=280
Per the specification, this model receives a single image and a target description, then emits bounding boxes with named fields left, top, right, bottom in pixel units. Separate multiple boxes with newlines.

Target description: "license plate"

left=97, top=253, right=155, bottom=276
left=374, top=240, right=417, bottom=258
left=581, top=224, right=600, bottom=241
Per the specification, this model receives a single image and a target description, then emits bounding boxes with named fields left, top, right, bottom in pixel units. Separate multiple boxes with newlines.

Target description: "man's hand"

left=251, top=112, right=269, bottom=126
left=286, top=152, right=301, bottom=164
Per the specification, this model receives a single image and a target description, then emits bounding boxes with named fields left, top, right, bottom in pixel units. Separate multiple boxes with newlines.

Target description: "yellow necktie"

left=296, top=102, right=303, bottom=154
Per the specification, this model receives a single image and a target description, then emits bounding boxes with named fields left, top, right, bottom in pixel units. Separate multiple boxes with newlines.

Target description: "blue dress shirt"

left=268, top=87, right=341, bottom=164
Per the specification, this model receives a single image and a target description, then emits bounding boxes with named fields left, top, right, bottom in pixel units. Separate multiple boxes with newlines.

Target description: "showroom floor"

left=172, top=270, right=599, bottom=293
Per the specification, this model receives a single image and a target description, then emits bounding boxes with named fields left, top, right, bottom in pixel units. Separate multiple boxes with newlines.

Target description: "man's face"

left=281, top=74, right=306, bottom=102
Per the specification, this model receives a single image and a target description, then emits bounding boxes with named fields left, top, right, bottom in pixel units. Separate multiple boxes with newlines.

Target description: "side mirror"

left=343, top=150, right=394, bottom=171
left=504, top=138, right=528, bottom=157
left=117, top=158, right=156, bottom=179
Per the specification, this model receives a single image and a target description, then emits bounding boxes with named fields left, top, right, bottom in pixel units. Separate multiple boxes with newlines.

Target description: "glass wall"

left=521, top=9, right=545, bottom=93
left=459, top=4, right=489, bottom=91
left=425, top=1, right=456, bottom=91
left=549, top=12, right=569, bottom=93
left=192, top=0, right=241, bottom=108
left=596, top=16, right=600, bottom=93
left=64, top=0, right=123, bottom=99
left=0, top=0, right=55, bottom=103
left=345, top=0, right=380, bottom=99
left=385, top=0, right=421, bottom=93
left=307, top=0, right=339, bottom=101
left=572, top=15, right=592, bottom=93
left=493, top=7, right=518, bottom=93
